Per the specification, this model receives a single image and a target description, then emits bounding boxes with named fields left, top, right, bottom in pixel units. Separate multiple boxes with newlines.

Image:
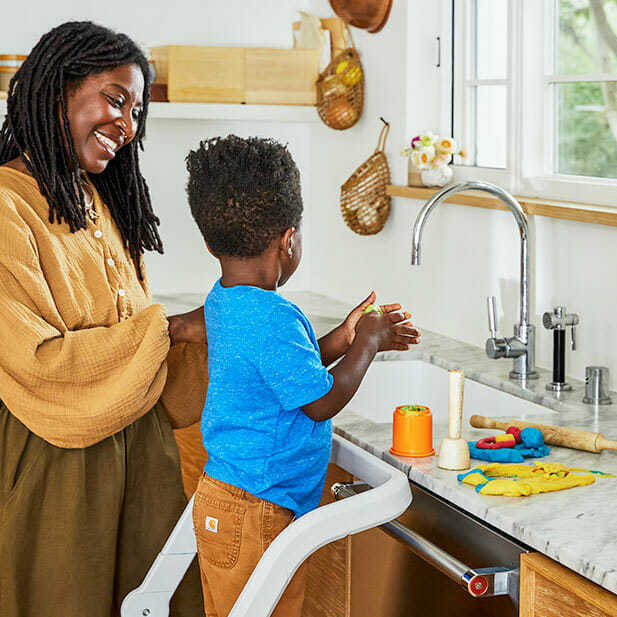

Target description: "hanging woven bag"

left=316, top=26, right=364, bottom=130
left=340, top=119, right=391, bottom=235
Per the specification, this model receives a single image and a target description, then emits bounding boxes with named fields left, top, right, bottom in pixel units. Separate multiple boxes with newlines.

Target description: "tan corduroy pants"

left=0, top=401, right=204, bottom=617
left=193, top=473, right=308, bottom=617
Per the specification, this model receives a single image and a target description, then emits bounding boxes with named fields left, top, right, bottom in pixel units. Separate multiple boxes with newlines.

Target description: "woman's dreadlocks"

left=0, top=21, right=162, bottom=277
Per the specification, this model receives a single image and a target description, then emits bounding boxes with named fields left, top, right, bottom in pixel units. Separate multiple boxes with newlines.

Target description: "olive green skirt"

left=0, top=400, right=204, bottom=617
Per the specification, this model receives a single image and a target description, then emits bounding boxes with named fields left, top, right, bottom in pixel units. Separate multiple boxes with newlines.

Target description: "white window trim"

left=442, top=0, right=617, bottom=208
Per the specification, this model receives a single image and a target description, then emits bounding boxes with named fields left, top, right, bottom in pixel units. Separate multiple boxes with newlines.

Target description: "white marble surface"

left=156, top=290, right=617, bottom=595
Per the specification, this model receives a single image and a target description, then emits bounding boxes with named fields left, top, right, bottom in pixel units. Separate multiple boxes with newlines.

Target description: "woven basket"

left=316, top=28, right=364, bottom=130
left=340, top=120, right=391, bottom=235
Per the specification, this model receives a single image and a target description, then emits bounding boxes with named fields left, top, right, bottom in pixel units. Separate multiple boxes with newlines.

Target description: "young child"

left=186, top=135, right=419, bottom=617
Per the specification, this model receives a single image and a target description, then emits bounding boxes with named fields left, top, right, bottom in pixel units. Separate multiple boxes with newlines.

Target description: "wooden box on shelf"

left=150, top=45, right=320, bottom=105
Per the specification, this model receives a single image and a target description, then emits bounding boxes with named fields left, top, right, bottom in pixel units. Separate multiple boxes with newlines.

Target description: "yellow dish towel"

left=458, top=462, right=614, bottom=496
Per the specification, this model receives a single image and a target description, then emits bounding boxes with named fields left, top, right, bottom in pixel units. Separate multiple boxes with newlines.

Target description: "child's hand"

left=355, top=309, right=420, bottom=352
left=343, top=291, right=414, bottom=347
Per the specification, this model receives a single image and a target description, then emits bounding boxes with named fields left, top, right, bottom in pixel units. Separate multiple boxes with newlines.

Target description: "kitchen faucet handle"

left=487, top=296, right=498, bottom=338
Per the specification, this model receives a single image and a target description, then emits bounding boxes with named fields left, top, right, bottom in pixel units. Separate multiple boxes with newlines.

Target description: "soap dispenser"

left=542, top=306, right=579, bottom=392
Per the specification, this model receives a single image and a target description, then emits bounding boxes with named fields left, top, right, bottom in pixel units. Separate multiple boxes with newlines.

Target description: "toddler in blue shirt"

left=186, top=135, right=419, bottom=617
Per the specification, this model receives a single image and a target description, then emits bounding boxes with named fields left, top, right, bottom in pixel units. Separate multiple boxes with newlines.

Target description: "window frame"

left=443, top=0, right=617, bottom=207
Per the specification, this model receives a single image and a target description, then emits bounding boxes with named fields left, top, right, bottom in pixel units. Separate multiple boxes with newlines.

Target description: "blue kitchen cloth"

left=468, top=442, right=550, bottom=463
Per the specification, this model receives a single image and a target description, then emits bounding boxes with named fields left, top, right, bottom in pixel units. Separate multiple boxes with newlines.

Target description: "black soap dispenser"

left=542, top=306, right=579, bottom=392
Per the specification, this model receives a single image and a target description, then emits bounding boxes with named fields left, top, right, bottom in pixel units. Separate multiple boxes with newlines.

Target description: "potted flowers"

left=401, top=132, right=466, bottom=187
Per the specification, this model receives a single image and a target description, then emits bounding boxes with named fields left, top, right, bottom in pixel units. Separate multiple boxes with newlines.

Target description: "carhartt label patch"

left=205, top=516, right=219, bottom=533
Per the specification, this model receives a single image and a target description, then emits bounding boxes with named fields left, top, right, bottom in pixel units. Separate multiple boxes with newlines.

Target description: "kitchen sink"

left=346, top=360, right=552, bottom=423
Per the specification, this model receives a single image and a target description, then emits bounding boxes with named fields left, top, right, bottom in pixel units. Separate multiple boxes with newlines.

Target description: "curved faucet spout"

left=410, top=181, right=530, bottom=330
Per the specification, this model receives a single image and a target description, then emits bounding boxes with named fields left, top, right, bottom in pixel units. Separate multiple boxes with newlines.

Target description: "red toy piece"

left=506, top=426, right=522, bottom=444
left=476, top=434, right=517, bottom=449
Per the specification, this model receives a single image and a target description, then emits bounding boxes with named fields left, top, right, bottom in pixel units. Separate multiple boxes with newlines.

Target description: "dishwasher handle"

left=332, top=482, right=520, bottom=602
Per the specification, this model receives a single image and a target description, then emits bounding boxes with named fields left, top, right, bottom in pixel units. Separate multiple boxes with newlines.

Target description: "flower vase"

left=407, top=159, right=424, bottom=187
left=420, top=165, right=453, bottom=188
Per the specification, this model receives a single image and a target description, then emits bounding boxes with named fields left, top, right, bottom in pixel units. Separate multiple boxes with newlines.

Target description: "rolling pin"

left=470, top=415, right=617, bottom=454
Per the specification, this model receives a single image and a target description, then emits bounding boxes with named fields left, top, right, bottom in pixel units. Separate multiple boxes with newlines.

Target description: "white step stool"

left=121, top=434, right=412, bottom=617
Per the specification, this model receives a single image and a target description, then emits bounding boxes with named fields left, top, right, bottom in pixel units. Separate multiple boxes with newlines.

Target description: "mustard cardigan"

left=0, top=167, right=207, bottom=448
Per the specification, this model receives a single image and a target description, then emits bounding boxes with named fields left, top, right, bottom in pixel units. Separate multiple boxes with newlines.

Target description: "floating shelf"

left=0, top=100, right=319, bottom=123
left=387, top=185, right=617, bottom=228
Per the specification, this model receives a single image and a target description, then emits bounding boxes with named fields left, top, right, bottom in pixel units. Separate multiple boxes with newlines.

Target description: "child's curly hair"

left=186, top=135, right=303, bottom=257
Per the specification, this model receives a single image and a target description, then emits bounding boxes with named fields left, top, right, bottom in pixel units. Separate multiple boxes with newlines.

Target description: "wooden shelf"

left=387, top=185, right=617, bottom=228
left=0, top=100, right=318, bottom=123
left=147, top=101, right=318, bottom=122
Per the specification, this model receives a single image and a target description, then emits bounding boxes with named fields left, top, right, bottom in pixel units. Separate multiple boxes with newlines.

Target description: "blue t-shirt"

left=201, top=280, right=334, bottom=517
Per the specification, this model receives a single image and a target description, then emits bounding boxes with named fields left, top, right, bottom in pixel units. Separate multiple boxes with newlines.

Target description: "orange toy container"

left=390, top=405, right=434, bottom=457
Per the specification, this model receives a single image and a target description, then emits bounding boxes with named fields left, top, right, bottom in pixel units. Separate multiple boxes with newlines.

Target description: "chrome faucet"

left=411, top=181, right=538, bottom=381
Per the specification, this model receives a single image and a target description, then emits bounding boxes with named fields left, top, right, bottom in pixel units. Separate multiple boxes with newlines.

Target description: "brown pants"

left=0, top=401, right=204, bottom=617
left=193, top=473, right=308, bottom=617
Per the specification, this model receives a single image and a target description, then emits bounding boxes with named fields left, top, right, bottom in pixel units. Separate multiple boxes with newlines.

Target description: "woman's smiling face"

left=64, top=63, right=145, bottom=174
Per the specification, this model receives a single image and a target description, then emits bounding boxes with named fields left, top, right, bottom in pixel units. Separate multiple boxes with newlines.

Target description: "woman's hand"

left=168, top=307, right=207, bottom=346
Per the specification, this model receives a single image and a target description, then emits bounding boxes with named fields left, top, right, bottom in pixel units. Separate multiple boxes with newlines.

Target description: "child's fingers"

left=355, top=291, right=376, bottom=311
left=395, top=325, right=420, bottom=337
left=379, top=303, right=402, bottom=314
left=396, top=334, right=420, bottom=345
left=388, top=311, right=411, bottom=324
left=391, top=342, right=411, bottom=351
left=395, top=331, right=420, bottom=344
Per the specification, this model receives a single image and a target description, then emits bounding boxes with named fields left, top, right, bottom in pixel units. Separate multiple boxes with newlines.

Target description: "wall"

left=4, top=0, right=617, bottom=382
left=304, top=0, right=617, bottom=384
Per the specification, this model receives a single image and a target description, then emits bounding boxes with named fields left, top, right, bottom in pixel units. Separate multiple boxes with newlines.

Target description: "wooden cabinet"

left=520, top=553, right=617, bottom=617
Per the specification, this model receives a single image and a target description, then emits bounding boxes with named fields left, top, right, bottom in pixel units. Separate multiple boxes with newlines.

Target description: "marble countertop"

left=156, top=290, right=617, bottom=594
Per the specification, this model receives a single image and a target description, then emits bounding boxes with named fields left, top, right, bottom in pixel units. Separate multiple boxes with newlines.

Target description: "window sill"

left=386, top=185, right=617, bottom=228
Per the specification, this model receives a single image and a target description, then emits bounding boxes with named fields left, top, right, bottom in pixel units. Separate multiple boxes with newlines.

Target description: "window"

left=448, top=0, right=617, bottom=205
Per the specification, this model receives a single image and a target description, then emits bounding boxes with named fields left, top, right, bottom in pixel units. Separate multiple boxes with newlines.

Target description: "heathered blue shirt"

left=201, top=280, right=334, bottom=517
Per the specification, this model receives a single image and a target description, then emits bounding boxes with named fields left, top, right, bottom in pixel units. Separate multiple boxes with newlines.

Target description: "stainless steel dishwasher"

left=334, top=480, right=529, bottom=617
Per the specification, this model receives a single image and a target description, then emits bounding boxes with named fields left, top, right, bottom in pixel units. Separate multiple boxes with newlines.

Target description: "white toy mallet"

left=438, top=369, right=470, bottom=471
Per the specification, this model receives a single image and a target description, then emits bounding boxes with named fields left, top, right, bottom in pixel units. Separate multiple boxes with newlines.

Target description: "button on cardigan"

left=0, top=167, right=207, bottom=448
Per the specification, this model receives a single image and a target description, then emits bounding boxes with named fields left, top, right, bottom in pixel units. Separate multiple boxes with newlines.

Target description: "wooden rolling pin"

left=470, top=415, right=617, bottom=454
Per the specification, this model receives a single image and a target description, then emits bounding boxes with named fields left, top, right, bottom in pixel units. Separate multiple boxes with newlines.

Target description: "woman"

left=0, top=21, right=206, bottom=616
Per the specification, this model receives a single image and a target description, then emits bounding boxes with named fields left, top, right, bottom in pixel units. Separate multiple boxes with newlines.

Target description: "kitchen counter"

left=156, top=291, right=617, bottom=595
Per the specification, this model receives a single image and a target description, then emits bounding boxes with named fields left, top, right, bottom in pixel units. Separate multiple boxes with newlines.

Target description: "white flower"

left=432, top=153, right=452, bottom=168
left=435, top=137, right=457, bottom=154
left=411, top=147, right=435, bottom=170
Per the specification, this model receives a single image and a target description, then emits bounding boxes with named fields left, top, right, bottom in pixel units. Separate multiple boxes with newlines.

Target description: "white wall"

left=304, top=0, right=617, bottom=384
left=5, top=0, right=617, bottom=382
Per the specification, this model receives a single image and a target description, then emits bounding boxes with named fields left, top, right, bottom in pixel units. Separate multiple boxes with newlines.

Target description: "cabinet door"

left=520, top=553, right=617, bottom=617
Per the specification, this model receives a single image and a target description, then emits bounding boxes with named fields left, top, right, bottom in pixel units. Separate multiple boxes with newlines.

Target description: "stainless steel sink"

left=346, top=359, right=552, bottom=423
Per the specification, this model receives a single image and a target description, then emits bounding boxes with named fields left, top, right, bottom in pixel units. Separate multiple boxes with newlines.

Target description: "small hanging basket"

left=340, top=119, right=391, bottom=235
left=316, top=28, right=364, bottom=130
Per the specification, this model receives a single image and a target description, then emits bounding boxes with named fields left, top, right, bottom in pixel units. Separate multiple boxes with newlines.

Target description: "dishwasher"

left=342, top=480, right=528, bottom=617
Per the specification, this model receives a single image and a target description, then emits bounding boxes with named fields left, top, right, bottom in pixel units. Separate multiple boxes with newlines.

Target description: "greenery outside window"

left=448, top=0, right=617, bottom=206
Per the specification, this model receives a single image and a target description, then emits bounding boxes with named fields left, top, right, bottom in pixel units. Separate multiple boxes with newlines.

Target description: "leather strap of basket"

left=375, top=120, right=390, bottom=153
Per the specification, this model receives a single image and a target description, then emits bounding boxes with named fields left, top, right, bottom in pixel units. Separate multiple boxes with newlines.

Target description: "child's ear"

left=280, top=227, right=295, bottom=257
